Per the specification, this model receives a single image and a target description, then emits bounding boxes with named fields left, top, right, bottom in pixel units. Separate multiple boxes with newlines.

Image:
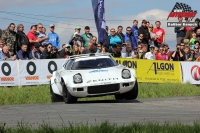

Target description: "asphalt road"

left=0, top=96, right=200, bottom=127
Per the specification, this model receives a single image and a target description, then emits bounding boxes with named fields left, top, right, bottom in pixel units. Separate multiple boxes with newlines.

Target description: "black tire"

left=115, top=94, right=125, bottom=100
left=124, top=80, right=138, bottom=100
left=50, top=82, right=63, bottom=102
left=62, top=80, right=77, bottom=104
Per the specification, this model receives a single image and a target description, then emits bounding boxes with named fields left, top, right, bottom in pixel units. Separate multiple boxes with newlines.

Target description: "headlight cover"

left=73, top=73, right=83, bottom=83
left=122, top=69, right=131, bottom=79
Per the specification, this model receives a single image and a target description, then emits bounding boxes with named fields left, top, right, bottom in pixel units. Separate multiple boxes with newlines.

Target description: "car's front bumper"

left=68, top=81, right=135, bottom=98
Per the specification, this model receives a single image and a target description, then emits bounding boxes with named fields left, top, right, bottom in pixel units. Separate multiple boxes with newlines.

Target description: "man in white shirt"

left=145, top=45, right=155, bottom=60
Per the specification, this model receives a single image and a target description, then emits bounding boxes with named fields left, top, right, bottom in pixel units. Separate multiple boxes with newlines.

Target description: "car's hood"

left=82, top=67, right=119, bottom=84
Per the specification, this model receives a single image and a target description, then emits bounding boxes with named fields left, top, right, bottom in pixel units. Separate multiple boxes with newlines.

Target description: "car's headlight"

left=73, top=73, right=83, bottom=83
left=122, top=69, right=131, bottom=79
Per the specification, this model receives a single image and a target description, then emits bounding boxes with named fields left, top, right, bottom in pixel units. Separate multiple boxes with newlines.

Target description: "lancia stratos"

left=50, top=53, right=138, bottom=103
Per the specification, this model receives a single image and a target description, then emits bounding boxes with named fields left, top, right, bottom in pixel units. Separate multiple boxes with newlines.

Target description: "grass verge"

left=0, top=121, right=200, bottom=133
left=0, top=83, right=199, bottom=105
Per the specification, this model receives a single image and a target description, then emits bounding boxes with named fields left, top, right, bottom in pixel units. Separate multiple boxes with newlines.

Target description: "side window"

left=65, top=60, right=74, bottom=70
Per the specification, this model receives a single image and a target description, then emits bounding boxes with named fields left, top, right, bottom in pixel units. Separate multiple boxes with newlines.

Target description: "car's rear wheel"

left=50, top=82, right=63, bottom=102
left=124, top=80, right=138, bottom=100
left=62, top=80, right=77, bottom=104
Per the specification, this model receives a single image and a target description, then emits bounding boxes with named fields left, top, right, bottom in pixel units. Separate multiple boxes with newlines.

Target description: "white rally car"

left=50, top=53, right=138, bottom=103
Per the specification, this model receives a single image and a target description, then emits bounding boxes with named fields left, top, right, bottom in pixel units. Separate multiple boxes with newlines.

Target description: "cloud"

left=54, top=9, right=177, bottom=49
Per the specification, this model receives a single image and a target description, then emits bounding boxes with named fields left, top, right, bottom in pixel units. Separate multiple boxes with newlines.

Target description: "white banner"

left=39, top=59, right=65, bottom=84
left=181, top=62, right=200, bottom=84
left=0, top=61, right=19, bottom=86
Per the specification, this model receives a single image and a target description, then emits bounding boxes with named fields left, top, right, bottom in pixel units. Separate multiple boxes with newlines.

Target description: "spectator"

left=82, top=41, right=97, bottom=54
left=69, top=32, right=84, bottom=47
left=163, top=44, right=172, bottom=61
left=116, top=26, right=124, bottom=43
left=154, top=46, right=159, bottom=56
left=124, top=26, right=135, bottom=49
left=132, top=20, right=139, bottom=49
left=59, top=43, right=72, bottom=58
left=103, top=26, right=110, bottom=48
left=142, top=44, right=148, bottom=54
left=196, top=28, right=200, bottom=41
left=148, top=24, right=156, bottom=46
left=190, top=50, right=195, bottom=61
left=0, top=29, right=2, bottom=38
left=146, top=21, right=150, bottom=28
left=138, top=33, right=145, bottom=44
left=16, top=24, right=30, bottom=52
left=109, top=45, right=121, bottom=57
left=45, top=43, right=54, bottom=59
left=184, top=46, right=192, bottom=61
left=1, top=23, right=16, bottom=55
left=0, top=39, right=4, bottom=51
left=138, top=20, right=150, bottom=45
left=190, top=33, right=197, bottom=50
left=72, top=44, right=80, bottom=55
left=153, top=21, right=165, bottom=47
left=138, top=50, right=145, bottom=59
left=121, top=42, right=134, bottom=58
left=51, top=47, right=60, bottom=59
left=180, top=43, right=185, bottom=51
left=170, top=44, right=185, bottom=61
left=183, top=39, right=190, bottom=47
left=193, top=45, right=200, bottom=61
left=194, top=19, right=200, bottom=33
left=79, top=46, right=84, bottom=54
left=29, top=43, right=44, bottom=59
left=39, top=45, right=47, bottom=59
left=144, top=45, right=155, bottom=60
left=48, top=24, right=60, bottom=49
left=174, top=17, right=186, bottom=44
left=27, top=25, right=38, bottom=50
left=185, top=17, right=191, bottom=32
left=97, top=43, right=102, bottom=52
left=109, top=28, right=122, bottom=48
left=100, top=46, right=107, bottom=54
left=82, top=26, right=93, bottom=48
left=92, top=36, right=97, bottom=44
left=16, top=44, right=29, bottom=60
left=36, top=23, right=48, bottom=45
left=156, top=46, right=168, bottom=60
left=0, top=46, right=16, bottom=61
left=185, top=27, right=195, bottom=40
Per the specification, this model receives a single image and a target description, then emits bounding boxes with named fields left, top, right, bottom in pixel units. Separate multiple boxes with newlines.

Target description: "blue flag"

left=91, top=0, right=106, bottom=44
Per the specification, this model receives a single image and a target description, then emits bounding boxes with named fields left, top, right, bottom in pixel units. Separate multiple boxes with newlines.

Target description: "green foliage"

left=0, top=83, right=200, bottom=105
left=0, top=121, right=200, bottom=133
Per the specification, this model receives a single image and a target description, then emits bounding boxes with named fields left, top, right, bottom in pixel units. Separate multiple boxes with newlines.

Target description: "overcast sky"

left=0, top=0, right=199, bottom=50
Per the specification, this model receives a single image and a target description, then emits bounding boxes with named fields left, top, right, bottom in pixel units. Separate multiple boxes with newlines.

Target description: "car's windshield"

left=71, top=58, right=118, bottom=70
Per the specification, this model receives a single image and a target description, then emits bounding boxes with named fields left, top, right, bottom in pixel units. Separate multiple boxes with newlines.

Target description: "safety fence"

left=0, top=58, right=199, bottom=86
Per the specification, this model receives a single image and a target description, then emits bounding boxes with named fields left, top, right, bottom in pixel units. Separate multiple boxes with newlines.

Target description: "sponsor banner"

left=19, top=60, right=42, bottom=85
left=19, top=59, right=66, bottom=85
left=39, top=59, right=65, bottom=84
left=115, top=58, right=182, bottom=83
left=181, top=62, right=200, bottom=84
left=0, top=61, right=19, bottom=86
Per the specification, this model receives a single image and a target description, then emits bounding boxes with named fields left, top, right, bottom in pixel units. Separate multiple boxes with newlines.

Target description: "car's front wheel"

left=62, top=81, right=77, bottom=104
left=50, top=82, right=63, bottom=102
left=124, top=80, right=138, bottom=100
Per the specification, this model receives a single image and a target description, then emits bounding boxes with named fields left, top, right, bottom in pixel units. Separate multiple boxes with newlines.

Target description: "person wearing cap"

left=16, top=44, right=30, bottom=60
left=47, top=24, right=60, bottom=49
left=59, top=43, right=72, bottom=58
left=69, top=28, right=84, bottom=47
left=144, top=45, right=155, bottom=60
left=121, top=41, right=134, bottom=58
left=29, top=43, right=44, bottom=59
left=82, top=26, right=93, bottom=48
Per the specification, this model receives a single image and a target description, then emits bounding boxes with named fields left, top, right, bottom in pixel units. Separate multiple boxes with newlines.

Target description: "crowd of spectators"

left=1, top=17, right=200, bottom=62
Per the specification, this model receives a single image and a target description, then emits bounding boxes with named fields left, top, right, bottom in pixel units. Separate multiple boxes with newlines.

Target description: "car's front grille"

left=88, top=84, right=119, bottom=94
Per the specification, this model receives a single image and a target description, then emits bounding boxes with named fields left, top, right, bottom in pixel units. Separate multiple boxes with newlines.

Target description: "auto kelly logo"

left=167, top=2, right=197, bottom=20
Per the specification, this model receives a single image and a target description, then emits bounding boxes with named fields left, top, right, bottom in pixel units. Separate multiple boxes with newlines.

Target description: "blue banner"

left=91, top=0, right=106, bottom=44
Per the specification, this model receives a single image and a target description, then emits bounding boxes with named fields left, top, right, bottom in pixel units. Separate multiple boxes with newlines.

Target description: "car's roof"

left=67, top=53, right=113, bottom=61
